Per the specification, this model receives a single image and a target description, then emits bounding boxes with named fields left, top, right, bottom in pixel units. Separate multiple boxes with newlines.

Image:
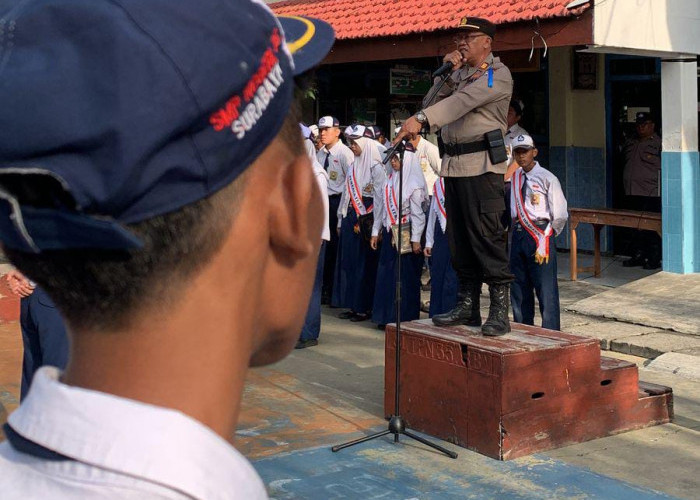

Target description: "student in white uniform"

left=370, top=144, right=427, bottom=329
left=509, top=135, right=568, bottom=330
left=503, top=100, right=529, bottom=229
left=410, top=135, right=441, bottom=196
left=297, top=124, right=331, bottom=349
left=333, top=125, right=386, bottom=322
left=317, top=116, right=355, bottom=304
left=0, top=5, right=334, bottom=499
left=424, top=178, right=459, bottom=317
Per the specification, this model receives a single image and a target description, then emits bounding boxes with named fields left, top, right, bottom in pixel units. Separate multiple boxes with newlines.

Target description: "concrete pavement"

left=1, top=258, right=699, bottom=498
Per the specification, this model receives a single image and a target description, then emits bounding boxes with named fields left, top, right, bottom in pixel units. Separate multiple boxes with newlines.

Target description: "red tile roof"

left=271, top=0, right=590, bottom=40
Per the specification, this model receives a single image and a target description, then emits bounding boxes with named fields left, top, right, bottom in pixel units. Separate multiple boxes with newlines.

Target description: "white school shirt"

left=306, top=138, right=330, bottom=241
left=425, top=194, right=444, bottom=250
left=317, top=141, right=354, bottom=195
left=415, top=138, right=441, bottom=194
left=0, top=367, right=267, bottom=500
left=510, top=162, right=568, bottom=236
left=337, top=162, right=386, bottom=227
left=371, top=179, right=426, bottom=243
left=505, top=123, right=529, bottom=168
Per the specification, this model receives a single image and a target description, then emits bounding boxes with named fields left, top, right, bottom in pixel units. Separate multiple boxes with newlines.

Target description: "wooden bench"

left=569, top=208, right=662, bottom=281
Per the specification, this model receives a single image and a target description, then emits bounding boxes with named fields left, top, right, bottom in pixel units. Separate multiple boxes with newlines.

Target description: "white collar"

left=9, top=367, right=266, bottom=500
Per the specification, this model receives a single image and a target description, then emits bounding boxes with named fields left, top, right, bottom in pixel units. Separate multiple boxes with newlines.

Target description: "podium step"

left=384, top=320, right=673, bottom=460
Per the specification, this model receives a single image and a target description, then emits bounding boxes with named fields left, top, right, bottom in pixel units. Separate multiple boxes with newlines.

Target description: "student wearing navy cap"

left=317, top=115, right=354, bottom=304
left=509, top=135, right=568, bottom=331
left=0, top=1, right=334, bottom=497
left=333, top=125, right=386, bottom=322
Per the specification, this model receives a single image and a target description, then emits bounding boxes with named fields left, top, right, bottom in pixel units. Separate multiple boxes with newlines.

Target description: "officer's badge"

left=531, top=193, right=541, bottom=205
left=458, top=16, right=468, bottom=28
left=330, top=171, right=338, bottom=181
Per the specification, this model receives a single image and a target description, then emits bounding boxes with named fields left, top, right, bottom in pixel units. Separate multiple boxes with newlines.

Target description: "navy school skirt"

left=429, top=222, right=459, bottom=317
left=372, top=228, right=423, bottom=325
left=332, top=198, right=379, bottom=314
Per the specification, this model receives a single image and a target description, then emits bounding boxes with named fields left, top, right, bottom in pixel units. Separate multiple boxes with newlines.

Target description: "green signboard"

left=390, top=67, right=432, bottom=96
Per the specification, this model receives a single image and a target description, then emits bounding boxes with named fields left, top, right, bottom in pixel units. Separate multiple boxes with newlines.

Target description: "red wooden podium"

left=384, top=320, right=673, bottom=460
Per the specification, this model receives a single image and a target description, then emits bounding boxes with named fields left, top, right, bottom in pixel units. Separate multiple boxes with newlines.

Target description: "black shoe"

left=432, top=282, right=481, bottom=327
left=338, top=310, right=354, bottom=320
left=642, top=259, right=661, bottom=270
left=295, top=338, right=318, bottom=349
left=482, top=284, right=511, bottom=336
left=350, top=313, right=370, bottom=322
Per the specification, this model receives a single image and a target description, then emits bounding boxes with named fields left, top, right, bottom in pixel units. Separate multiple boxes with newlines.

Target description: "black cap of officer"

left=456, top=17, right=496, bottom=39
left=635, top=111, right=654, bottom=124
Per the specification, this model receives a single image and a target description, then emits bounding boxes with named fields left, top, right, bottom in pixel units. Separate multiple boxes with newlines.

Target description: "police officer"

left=317, top=116, right=355, bottom=302
left=509, top=135, right=568, bottom=330
left=621, top=111, right=662, bottom=269
left=396, top=17, right=513, bottom=336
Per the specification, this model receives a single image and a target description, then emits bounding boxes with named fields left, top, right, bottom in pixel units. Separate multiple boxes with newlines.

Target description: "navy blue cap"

left=635, top=111, right=654, bottom=124
left=0, top=0, right=334, bottom=253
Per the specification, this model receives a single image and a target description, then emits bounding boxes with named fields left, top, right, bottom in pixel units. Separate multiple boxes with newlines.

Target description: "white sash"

left=433, top=178, right=447, bottom=232
left=347, top=167, right=372, bottom=216
left=384, top=175, right=409, bottom=227
left=513, top=168, right=552, bottom=264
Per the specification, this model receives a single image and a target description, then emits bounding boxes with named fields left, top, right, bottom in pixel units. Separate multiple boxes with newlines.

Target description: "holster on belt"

left=444, top=129, right=508, bottom=165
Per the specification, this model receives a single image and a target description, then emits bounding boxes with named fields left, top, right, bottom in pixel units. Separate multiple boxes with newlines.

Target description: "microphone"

left=382, top=139, right=407, bottom=165
left=432, top=61, right=454, bottom=78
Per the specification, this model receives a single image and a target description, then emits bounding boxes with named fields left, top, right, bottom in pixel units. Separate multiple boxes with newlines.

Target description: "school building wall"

left=547, top=46, right=608, bottom=252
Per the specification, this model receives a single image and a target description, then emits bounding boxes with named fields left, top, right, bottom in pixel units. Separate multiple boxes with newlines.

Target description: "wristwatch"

left=415, top=110, right=429, bottom=125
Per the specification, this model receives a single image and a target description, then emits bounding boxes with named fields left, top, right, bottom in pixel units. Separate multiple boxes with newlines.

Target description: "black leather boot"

left=432, top=282, right=481, bottom=327
left=482, top=284, right=511, bottom=336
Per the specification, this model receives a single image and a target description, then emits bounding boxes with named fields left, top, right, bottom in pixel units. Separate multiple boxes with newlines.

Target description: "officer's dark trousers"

left=510, top=226, right=560, bottom=330
left=20, top=287, right=69, bottom=400
left=445, top=173, right=512, bottom=286
left=322, top=194, right=341, bottom=299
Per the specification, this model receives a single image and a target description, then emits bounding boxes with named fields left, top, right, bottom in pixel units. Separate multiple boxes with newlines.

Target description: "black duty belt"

left=443, top=139, right=488, bottom=156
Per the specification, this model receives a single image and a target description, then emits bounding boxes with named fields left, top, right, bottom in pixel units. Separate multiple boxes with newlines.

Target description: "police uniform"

left=621, top=112, right=662, bottom=268
left=316, top=117, right=355, bottom=301
left=420, top=17, right=514, bottom=335
left=509, top=135, right=568, bottom=330
left=332, top=128, right=386, bottom=319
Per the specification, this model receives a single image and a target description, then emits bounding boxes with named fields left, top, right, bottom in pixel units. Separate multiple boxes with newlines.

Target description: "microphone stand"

left=331, top=141, right=458, bottom=460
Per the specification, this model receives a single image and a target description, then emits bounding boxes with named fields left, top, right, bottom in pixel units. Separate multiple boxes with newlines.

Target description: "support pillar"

left=661, top=58, right=699, bottom=273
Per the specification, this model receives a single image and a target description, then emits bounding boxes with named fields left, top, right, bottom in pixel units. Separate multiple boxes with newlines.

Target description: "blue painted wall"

left=662, top=151, right=699, bottom=273
left=549, top=146, right=608, bottom=251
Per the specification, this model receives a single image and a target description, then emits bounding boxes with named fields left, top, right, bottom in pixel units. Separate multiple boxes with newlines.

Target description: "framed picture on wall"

left=572, top=50, right=597, bottom=90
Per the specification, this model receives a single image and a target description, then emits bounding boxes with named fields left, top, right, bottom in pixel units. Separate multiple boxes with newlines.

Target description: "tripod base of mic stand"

left=331, top=415, right=458, bottom=459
